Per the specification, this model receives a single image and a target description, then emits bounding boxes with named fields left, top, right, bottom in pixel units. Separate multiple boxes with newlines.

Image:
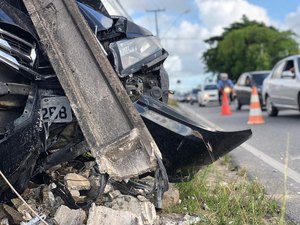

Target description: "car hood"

left=0, top=1, right=38, bottom=42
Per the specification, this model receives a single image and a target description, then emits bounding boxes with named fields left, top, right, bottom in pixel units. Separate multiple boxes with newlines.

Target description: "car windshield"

left=192, top=89, right=199, bottom=94
left=252, top=73, right=269, bottom=85
left=204, top=84, right=218, bottom=90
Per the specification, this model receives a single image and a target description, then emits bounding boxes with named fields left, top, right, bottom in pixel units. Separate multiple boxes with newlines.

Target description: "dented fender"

left=135, top=95, right=252, bottom=182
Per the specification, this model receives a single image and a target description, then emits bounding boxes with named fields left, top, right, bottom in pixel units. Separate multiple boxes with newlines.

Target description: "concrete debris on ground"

left=2, top=205, right=23, bottom=225
left=87, top=203, right=143, bottom=225
left=111, top=194, right=157, bottom=225
left=161, top=185, right=180, bottom=209
left=0, top=162, right=201, bottom=225
left=64, top=173, right=91, bottom=191
left=0, top=206, right=6, bottom=220
left=54, top=205, right=87, bottom=225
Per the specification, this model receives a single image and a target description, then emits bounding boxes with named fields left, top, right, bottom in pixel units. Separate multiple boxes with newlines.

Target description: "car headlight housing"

left=109, top=36, right=163, bottom=77
left=204, top=93, right=210, bottom=98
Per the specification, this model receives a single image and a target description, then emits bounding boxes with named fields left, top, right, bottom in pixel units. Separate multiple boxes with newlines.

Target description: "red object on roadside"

left=220, top=92, right=232, bottom=115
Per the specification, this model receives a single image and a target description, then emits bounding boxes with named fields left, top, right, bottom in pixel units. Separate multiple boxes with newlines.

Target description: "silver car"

left=262, top=55, right=300, bottom=116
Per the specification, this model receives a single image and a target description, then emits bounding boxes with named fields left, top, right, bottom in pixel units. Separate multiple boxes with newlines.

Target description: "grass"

left=168, top=98, right=178, bottom=107
left=167, top=158, right=293, bottom=225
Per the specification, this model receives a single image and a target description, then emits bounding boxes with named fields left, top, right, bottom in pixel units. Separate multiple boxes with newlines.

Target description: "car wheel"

left=266, top=96, right=278, bottom=117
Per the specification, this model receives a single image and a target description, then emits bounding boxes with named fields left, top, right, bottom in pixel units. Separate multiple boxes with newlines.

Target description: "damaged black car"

left=0, top=0, right=252, bottom=206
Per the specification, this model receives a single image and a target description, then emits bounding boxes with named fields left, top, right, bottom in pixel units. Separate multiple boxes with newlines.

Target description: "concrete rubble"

left=111, top=195, right=157, bottom=225
left=54, top=205, right=86, bottom=225
left=64, top=173, right=91, bottom=191
left=161, top=185, right=180, bottom=209
left=0, top=162, right=201, bottom=225
left=87, top=204, right=143, bottom=225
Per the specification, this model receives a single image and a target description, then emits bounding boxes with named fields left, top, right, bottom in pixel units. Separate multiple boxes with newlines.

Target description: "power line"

left=146, top=8, right=166, bottom=37
left=160, top=9, right=191, bottom=39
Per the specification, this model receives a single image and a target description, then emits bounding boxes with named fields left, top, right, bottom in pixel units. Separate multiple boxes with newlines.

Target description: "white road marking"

left=179, top=104, right=300, bottom=184
left=290, top=155, right=300, bottom=161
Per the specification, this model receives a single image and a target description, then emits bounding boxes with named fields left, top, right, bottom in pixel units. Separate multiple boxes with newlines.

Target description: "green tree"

left=203, top=16, right=299, bottom=80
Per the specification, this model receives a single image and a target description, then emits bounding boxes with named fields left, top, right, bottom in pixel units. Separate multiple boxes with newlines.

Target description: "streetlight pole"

left=146, top=8, right=165, bottom=37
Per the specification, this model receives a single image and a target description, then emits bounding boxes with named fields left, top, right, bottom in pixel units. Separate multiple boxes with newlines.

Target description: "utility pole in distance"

left=146, top=8, right=165, bottom=37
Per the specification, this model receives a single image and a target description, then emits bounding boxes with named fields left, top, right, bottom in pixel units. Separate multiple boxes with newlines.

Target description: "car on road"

left=174, top=92, right=186, bottom=102
left=198, top=84, right=219, bottom=106
left=234, top=71, right=270, bottom=110
left=188, top=88, right=200, bottom=105
left=263, top=55, right=300, bottom=116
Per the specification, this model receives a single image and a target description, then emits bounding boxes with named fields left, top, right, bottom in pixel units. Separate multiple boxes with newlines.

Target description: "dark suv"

left=234, top=71, right=270, bottom=110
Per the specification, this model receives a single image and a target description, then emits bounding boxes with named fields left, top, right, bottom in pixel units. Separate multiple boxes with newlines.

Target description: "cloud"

left=116, top=0, right=189, bottom=14
left=195, top=0, right=270, bottom=36
left=284, top=7, right=300, bottom=43
left=164, top=55, right=183, bottom=72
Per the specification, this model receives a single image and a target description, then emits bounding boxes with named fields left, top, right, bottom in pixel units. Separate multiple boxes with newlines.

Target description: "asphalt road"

left=177, top=101, right=300, bottom=224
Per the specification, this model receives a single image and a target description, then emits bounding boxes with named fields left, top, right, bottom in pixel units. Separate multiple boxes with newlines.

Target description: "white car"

left=263, top=55, right=300, bottom=116
left=198, top=84, right=219, bottom=106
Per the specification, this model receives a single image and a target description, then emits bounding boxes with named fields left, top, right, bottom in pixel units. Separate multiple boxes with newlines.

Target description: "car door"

left=279, top=58, right=300, bottom=108
left=267, top=60, right=286, bottom=106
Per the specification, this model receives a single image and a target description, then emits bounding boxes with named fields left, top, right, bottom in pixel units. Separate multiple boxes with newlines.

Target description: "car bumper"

left=202, top=95, right=219, bottom=105
left=135, top=95, right=252, bottom=182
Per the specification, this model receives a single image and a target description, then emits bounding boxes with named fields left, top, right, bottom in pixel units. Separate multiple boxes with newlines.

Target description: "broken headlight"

left=109, top=36, right=163, bottom=78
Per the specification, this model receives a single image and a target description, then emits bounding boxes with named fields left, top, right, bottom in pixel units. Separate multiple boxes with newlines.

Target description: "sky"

left=106, top=0, right=300, bottom=92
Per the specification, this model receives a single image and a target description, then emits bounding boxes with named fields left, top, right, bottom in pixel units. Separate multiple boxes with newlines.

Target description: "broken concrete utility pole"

left=24, top=0, right=161, bottom=179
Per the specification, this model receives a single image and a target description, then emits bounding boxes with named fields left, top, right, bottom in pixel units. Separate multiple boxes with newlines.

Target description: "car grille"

left=0, top=28, right=36, bottom=68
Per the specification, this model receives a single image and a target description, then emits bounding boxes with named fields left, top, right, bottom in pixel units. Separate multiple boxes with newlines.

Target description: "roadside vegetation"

left=203, top=16, right=299, bottom=80
left=168, top=98, right=178, bottom=107
left=167, top=156, right=293, bottom=225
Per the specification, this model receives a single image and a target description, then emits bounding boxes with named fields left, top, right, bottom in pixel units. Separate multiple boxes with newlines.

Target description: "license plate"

left=41, top=96, right=72, bottom=123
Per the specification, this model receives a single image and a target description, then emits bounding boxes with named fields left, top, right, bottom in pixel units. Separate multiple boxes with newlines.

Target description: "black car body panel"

left=77, top=1, right=113, bottom=32
left=125, top=19, right=153, bottom=38
left=135, top=95, right=252, bottom=181
left=0, top=85, right=42, bottom=203
left=0, top=0, right=252, bottom=203
left=0, top=0, right=38, bottom=42
left=77, top=0, right=152, bottom=38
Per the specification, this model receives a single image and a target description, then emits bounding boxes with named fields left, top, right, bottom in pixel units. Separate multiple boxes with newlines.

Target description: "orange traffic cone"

left=220, top=92, right=232, bottom=115
left=248, top=86, right=264, bottom=124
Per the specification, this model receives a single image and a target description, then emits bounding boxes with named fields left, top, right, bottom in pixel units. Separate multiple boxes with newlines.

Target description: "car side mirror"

left=282, top=70, right=295, bottom=78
